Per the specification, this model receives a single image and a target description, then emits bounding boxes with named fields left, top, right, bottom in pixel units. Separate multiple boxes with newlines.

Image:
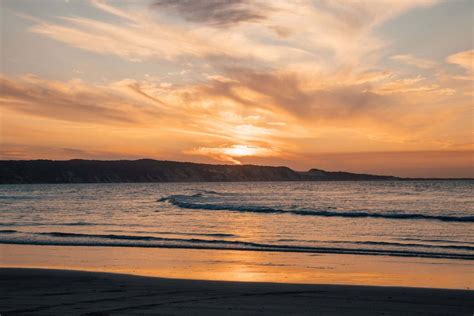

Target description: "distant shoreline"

left=1, top=159, right=472, bottom=184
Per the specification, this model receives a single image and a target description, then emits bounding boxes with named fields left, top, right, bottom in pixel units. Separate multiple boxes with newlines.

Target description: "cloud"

left=199, top=68, right=397, bottom=121
left=28, top=16, right=217, bottom=62
left=0, top=75, right=143, bottom=124
left=152, top=0, right=270, bottom=27
left=1, top=67, right=464, bottom=140
left=22, top=0, right=439, bottom=70
left=0, top=144, right=144, bottom=160
left=25, top=0, right=303, bottom=63
left=391, top=54, right=436, bottom=69
left=188, top=66, right=466, bottom=147
left=1, top=71, right=471, bottom=174
left=447, top=50, right=474, bottom=71
left=274, top=0, right=439, bottom=67
left=447, top=50, right=474, bottom=80
left=374, top=76, right=455, bottom=95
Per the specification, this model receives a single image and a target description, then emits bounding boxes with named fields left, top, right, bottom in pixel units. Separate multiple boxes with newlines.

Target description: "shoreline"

left=2, top=268, right=473, bottom=315
left=1, top=244, right=473, bottom=290
left=1, top=240, right=472, bottom=260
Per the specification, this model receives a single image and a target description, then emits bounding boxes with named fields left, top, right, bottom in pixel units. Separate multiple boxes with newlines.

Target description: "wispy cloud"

left=0, top=144, right=144, bottom=160
left=24, top=0, right=439, bottom=70
left=25, top=0, right=297, bottom=63
left=374, top=76, right=455, bottom=95
left=152, top=0, right=271, bottom=27
left=447, top=50, right=474, bottom=72
left=1, top=59, right=467, bottom=163
left=447, top=50, right=474, bottom=80
left=391, top=54, right=436, bottom=69
left=0, top=75, right=142, bottom=124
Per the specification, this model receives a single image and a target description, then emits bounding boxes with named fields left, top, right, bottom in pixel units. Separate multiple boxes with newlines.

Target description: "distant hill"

left=0, top=159, right=399, bottom=184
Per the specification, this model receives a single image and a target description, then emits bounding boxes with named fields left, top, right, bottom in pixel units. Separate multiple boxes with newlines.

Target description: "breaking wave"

left=0, top=231, right=472, bottom=260
left=158, top=194, right=474, bottom=223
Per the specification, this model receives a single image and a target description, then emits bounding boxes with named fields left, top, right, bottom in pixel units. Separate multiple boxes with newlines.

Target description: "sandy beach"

left=1, top=268, right=473, bottom=315
left=1, top=245, right=474, bottom=315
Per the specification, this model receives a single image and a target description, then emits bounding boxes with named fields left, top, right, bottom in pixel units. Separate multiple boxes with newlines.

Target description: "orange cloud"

left=1, top=69, right=471, bottom=177
left=0, top=75, right=142, bottom=124
left=447, top=50, right=474, bottom=72
left=447, top=50, right=474, bottom=81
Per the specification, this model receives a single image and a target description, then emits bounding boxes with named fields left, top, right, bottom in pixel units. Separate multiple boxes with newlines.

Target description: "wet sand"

left=2, top=244, right=473, bottom=289
left=1, top=268, right=473, bottom=315
left=1, top=244, right=473, bottom=314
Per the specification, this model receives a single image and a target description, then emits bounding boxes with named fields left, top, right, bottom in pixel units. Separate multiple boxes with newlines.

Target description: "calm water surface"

left=0, top=181, right=473, bottom=260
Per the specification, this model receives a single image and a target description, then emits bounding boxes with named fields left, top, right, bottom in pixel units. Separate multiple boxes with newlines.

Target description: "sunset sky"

left=1, top=0, right=473, bottom=177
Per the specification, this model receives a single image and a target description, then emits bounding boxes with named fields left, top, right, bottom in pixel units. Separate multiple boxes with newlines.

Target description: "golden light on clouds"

left=188, top=144, right=279, bottom=164
left=0, top=0, right=473, bottom=177
left=223, top=145, right=264, bottom=157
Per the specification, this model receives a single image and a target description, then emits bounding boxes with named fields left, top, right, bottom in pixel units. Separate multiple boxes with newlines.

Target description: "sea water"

left=0, top=181, right=473, bottom=260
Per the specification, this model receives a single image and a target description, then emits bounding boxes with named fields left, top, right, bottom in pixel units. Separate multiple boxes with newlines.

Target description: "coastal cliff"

left=0, top=159, right=397, bottom=184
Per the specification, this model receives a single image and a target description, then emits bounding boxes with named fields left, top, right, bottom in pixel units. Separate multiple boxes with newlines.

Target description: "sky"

left=0, top=0, right=473, bottom=177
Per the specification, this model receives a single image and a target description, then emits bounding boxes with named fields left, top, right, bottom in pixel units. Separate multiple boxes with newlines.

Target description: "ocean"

left=0, top=181, right=473, bottom=260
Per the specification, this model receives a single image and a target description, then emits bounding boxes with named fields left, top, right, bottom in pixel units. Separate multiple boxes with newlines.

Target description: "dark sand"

left=1, top=268, right=473, bottom=315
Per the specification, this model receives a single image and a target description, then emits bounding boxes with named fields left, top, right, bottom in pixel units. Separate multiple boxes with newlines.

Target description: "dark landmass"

left=0, top=159, right=396, bottom=183
left=0, top=159, right=470, bottom=184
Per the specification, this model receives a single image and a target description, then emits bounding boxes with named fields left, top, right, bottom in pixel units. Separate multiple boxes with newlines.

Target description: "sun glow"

left=222, top=145, right=261, bottom=157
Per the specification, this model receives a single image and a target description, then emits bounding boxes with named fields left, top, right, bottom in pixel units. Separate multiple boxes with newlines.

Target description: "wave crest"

left=0, top=231, right=472, bottom=260
left=159, top=194, right=474, bottom=223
